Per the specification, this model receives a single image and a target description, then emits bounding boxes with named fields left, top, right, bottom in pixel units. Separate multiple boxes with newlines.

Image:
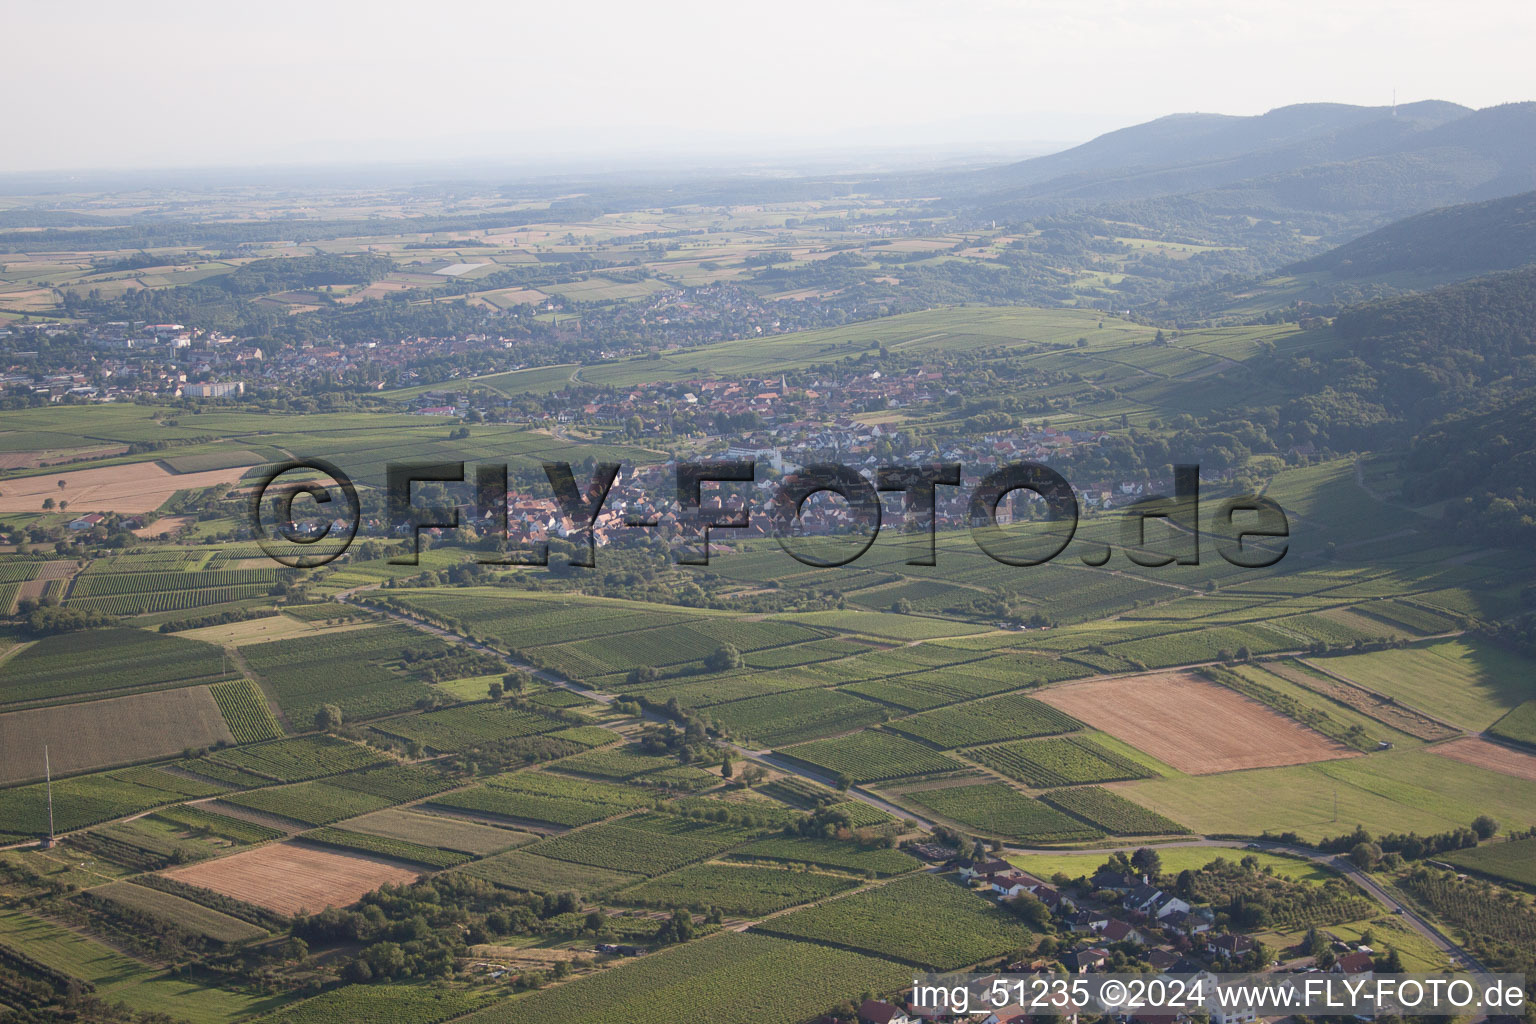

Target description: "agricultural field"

left=252, top=984, right=492, bottom=1024
left=1490, top=700, right=1536, bottom=747
left=0, top=908, right=283, bottom=1024
left=1121, top=746, right=1536, bottom=842
left=238, top=625, right=452, bottom=724
left=220, top=781, right=397, bottom=827
left=9, top=147, right=1536, bottom=1024
left=0, top=684, right=233, bottom=785
left=298, top=827, right=474, bottom=868
left=456, top=850, right=640, bottom=896
left=148, top=805, right=285, bottom=845
left=776, top=731, right=962, bottom=784
left=899, top=781, right=1101, bottom=842
left=965, top=735, right=1155, bottom=787
left=1009, top=848, right=1338, bottom=886
left=451, top=932, right=909, bottom=1024
left=1259, top=660, right=1459, bottom=741
left=1443, top=837, right=1536, bottom=888
left=725, top=835, right=921, bottom=877
left=698, top=687, right=890, bottom=746
left=885, top=691, right=1081, bottom=748
left=371, top=702, right=566, bottom=751
left=551, top=745, right=680, bottom=780
left=1041, top=786, right=1189, bottom=835
left=1315, top=639, right=1536, bottom=731
left=427, top=770, right=654, bottom=828
left=0, top=459, right=254, bottom=515
left=161, top=842, right=422, bottom=915
left=338, top=807, right=529, bottom=856
left=210, top=680, right=284, bottom=743
left=1038, top=671, right=1358, bottom=774
left=87, top=882, right=269, bottom=944
left=216, top=766, right=450, bottom=827
left=0, top=628, right=232, bottom=707
left=0, top=763, right=224, bottom=836
left=202, top=735, right=385, bottom=782
left=754, top=872, right=1030, bottom=970
left=523, top=813, right=758, bottom=877
left=617, top=863, right=862, bottom=916
left=1430, top=736, right=1536, bottom=782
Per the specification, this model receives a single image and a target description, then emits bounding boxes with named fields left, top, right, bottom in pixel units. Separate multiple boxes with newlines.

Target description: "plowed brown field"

left=162, top=842, right=420, bottom=914
left=1036, top=670, right=1358, bottom=775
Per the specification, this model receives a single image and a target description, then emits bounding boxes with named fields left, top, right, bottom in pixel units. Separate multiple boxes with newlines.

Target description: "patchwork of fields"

left=1, top=396, right=1534, bottom=1024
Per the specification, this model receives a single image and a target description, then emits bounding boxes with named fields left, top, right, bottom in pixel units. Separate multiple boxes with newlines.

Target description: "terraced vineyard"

left=298, top=827, right=473, bottom=868
left=252, top=982, right=492, bottom=1024
left=371, top=703, right=566, bottom=751
left=966, top=736, right=1155, bottom=787
left=902, top=781, right=1100, bottom=841
left=450, top=931, right=909, bottom=1024
left=0, top=628, right=232, bottom=706
left=428, top=770, right=655, bottom=827
left=239, top=625, right=448, bottom=723
left=754, top=872, right=1029, bottom=969
left=617, top=863, right=861, bottom=916
left=1042, top=786, right=1189, bottom=835
left=221, top=780, right=398, bottom=826
left=69, top=584, right=279, bottom=615
left=457, top=849, right=641, bottom=896
left=777, top=731, right=962, bottom=784
left=726, top=835, right=921, bottom=877
left=887, top=691, right=1081, bottom=748
left=0, top=764, right=225, bottom=836
left=552, top=745, right=683, bottom=780
left=203, top=735, right=385, bottom=782
left=525, top=813, right=759, bottom=877
left=210, top=679, right=284, bottom=743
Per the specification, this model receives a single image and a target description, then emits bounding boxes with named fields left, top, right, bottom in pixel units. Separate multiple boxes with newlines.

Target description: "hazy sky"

left=5, top=0, right=1533, bottom=174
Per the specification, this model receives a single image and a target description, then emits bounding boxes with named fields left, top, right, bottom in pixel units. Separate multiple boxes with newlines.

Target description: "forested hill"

left=1150, top=188, right=1536, bottom=322
left=1265, top=265, right=1536, bottom=444
left=1246, top=266, right=1536, bottom=544
left=968, top=102, right=1536, bottom=252
left=970, top=101, right=1470, bottom=199
left=1287, top=189, right=1536, bottom=278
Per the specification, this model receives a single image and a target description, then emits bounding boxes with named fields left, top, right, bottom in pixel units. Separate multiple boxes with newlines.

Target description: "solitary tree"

left=488, top=680, right=504, bottom=700
left=1471, top=815, right=1499, bottom=839
left=1131, top=847, right=1163, bottom=878
left=315, top=703, right=343, bottom=732
left=706, top=645, right=743, bottom=672
left=1349, top=841, right=1382, bottom=870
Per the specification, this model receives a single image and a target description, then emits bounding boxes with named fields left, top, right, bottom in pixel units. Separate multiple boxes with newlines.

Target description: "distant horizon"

left=5, top=0, right=1533, bottom=175
left=0, top=95, right=1524, bottom=194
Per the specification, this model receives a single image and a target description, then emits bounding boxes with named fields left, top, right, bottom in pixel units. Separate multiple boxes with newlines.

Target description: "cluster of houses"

left=0, top=320, right=531, bottom=402
left=840, top=857, right=1387, bottom=1024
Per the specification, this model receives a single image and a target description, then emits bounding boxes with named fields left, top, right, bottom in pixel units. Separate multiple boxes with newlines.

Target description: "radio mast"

left=44, top=746, right=55, bottom=848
